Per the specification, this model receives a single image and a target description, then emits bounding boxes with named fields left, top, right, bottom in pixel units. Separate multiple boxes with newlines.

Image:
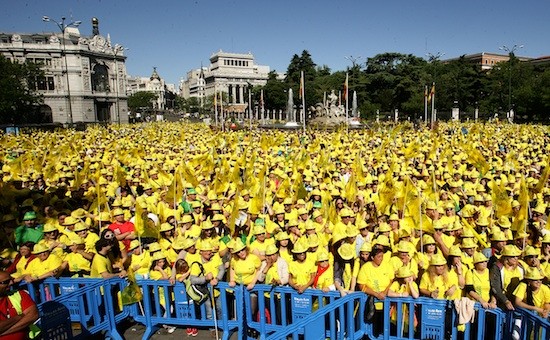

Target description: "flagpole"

left=248, top=89, right=252, bottom=132
left=220, top=91, right=224, bottom=132
left=214, top=85, right=218, bottom=128
left=345, top=72, right=349, bottom=126
left=430, top=82, right=435, bottom=128
left=260, top=89, right=265, bottom=125
left=424, top=85, right=428, bottom=124
left=301, top=71, right=306, bottom=135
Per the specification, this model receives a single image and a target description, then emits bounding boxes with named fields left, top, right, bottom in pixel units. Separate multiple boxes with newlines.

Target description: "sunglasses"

left=0, top=278, right=12, bottom=285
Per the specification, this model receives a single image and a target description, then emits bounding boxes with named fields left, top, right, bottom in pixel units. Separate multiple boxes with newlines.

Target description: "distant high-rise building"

left=0, top=18, right=129, bottom=124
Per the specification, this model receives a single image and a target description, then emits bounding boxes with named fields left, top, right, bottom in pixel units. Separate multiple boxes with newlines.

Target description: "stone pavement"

left=121, top=320, right=238, bottom=340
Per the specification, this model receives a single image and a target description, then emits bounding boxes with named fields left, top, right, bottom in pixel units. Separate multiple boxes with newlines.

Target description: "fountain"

left=284, top=88, right=299, bottom=127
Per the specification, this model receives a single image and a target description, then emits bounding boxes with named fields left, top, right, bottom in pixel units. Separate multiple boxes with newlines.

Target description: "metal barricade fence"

left=243, top=284, right=341, bottom=339
left=509, top=308, right=550, bottom=340
left=19, top=277, right=550, bottom=340
left=264, top=292, right=367, bottom=340
left=37, top=279, right=124, bottom=339
left=134, top=279, right=244, bottom=340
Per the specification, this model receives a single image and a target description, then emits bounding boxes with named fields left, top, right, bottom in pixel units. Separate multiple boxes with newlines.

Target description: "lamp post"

left=499, top=44, right=523, bottom=121
left=42, top=16, right=81, bottom=126
left=426, top=52, right=445, bottom=125
left=113, top=46, right=128, bottom=125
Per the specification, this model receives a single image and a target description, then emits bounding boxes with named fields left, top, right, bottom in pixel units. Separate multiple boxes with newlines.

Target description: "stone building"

left=180, top=50, right=269, bottom=112
left=0, top=18, right=128, bottom=124
left=126, top=67, right=177, bottom=111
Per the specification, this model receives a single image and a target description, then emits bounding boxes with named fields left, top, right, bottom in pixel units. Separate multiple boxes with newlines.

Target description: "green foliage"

left=255, top=51, right=550, bottom=122
left=0, top=55, right=44, bottom=124
left=127, top=91, right=157, bottom=112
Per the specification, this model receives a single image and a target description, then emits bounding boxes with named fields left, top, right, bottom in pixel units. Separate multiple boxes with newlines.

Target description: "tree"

left=262, top=71, right=287, bottom=111
left=0, top=55, right=44, bottom=124
left=127, top=91, right=157, bottom=112
left=174, top=96, right=188, bottom=113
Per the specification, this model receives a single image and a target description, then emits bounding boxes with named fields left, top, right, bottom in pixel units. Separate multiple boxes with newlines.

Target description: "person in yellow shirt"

left=128, top=240, right=151, bottom=280
left=388, top=266, right=419, bottom=298
left=514, top=267, right=550, bottom=318
left=38, top=224, right=66, bottom=260
left=488, top=245, right=522, bottom=311
left=312, top=250, right=333, bottom=292
left=9, top=242, right=34, bottom=282
left=190, top=241, right=225, bottom=329
left=288, top=242, right=315, bottom=294
left=390, top=241, right=418, bottom=280
left=22, top=244, right=63, bottom=283
left=387, top=267, right=419, bottom=331
left=74, top=223, right=100, bottom=254
left=419, top=254, right=456, bottom=300
left=465, top=252, right=496, bottom=309
left=149, top=251, right=176, bottom=334
left=259, top=244, right=289, bottom=286
left=249, top=225, right=274, bottom=261
left=357, top=247, right=394, bottom=335
left=158, top=223, right=175, bottom=251
left=275, top=232, right=293, bottom=264
left=61, top=236, right=93, bottom=277
left=446, top=245, right=466, bottom=300
left=91, top=238, right=127, bottom=279
left=229, top=240, right=262, bottom=316
left=357, top=248, right=394, bottom=304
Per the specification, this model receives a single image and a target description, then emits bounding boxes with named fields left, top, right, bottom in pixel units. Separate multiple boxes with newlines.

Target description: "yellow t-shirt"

left=91, top=253, right=112, bottom=278
left=11, top=256, right=30, bottom=279
left=513, top=282, right=550, bottom=309
left=419, top=272, right=450, bottom=299
left=130, top=251, right=151, bottom=276
left=465, top=268, right=490, bottom=302
left=389, top=280, right=419, bottom=295
left=190, top=255, right=223, bottom=278
left=289, top=259, right=315, bottom=286
left=357, top=261, right=394, bottom=292
left=502, top=266, right=523, bottom=292
left=231, top=254, right=261, bottom=285
left=389, top=257, right=419, bottom=278
left=64, top=252, right=91, bottom=275
left=313, top=265, right=334, bottom=290
left=25, top=254, right=63, bottom=277
left=84, top=232, right=100, bottom=254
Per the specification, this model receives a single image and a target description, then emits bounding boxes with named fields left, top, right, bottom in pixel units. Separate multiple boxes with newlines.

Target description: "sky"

left=1, top=0, right=549, bottom=86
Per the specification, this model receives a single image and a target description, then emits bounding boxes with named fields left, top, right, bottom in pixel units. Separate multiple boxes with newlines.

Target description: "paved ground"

left=119, top=320, right=238, bottom=340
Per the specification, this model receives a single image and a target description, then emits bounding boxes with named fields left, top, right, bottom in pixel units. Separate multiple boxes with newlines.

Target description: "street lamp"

left=344, top=55, right=363, bottom=69
left=499, top=44, right=524, bottom=121
left=113, top=46, right=128, bottom=125
left=426, top=52, right=445, bottom=125
left=43, top=16, right=82, bottom=126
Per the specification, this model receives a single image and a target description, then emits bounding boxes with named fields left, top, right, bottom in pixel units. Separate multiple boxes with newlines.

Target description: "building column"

left=239, top=85, right=244, bottom=104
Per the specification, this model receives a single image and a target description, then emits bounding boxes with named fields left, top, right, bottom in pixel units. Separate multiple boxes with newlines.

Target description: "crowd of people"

left=1, top=121, right=550, bottom=337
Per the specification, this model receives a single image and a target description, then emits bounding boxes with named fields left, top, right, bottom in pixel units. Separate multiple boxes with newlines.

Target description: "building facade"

left=0, top=18, right=128, bottom=125
left=126, top=67, right=177, bottom=111
left=180, top=50, right=269, bottom=111
left=443, top=52, right=532, bottom=70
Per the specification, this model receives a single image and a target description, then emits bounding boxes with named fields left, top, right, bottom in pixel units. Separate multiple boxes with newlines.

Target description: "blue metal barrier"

left=18, top=277, right=536, bottom=340
left=39, top=280, right=124, bottom=339
left=134, top=280, right=243, bottom=340
left=264, top=292, right=367, bottom=340
left=510, top=308, right=550, bottom=340
left=21, top=278, right=104, bottom=306
left=243, top=284, right=340, bottom=339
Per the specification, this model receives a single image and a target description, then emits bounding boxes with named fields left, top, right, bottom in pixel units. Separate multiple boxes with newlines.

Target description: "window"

left=32, top=76, right=55, bottom=91
left=92, top=64, right=110, bottom=92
